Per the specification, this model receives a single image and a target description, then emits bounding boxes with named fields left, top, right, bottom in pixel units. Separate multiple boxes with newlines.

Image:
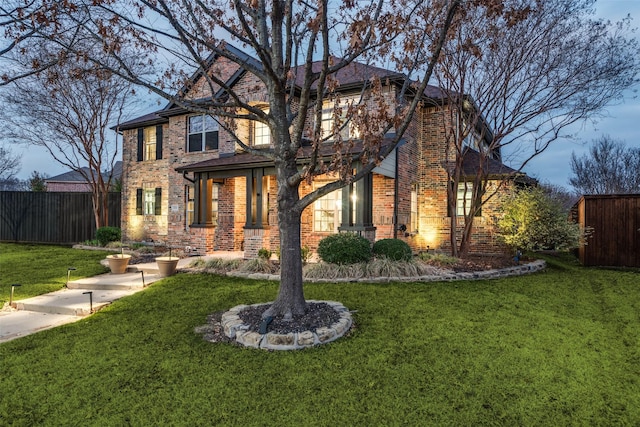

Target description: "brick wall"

left=120, top=55, right=510, bottom=257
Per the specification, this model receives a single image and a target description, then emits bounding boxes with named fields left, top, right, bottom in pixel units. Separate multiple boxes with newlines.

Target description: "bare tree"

left=433, top=0, right=639, bottom=256
left=35, top=1, right=546, bottom=319
left=0, top=1, right=68, bottom=84
left=569, top=135, right=640, bottom=195
left=0, top=145, right=21, bottom=180
left=1, top=45, right=136, bottom=228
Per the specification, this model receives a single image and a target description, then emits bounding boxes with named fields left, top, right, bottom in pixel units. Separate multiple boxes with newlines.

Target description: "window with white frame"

left=188, top=114, right=219, bottom=152
left=143, top=126, right=156, bottom=161
left=252, top=108, right=271, bottom=146
left=313, top=188, right=342, bottom=232
left=144, top=188, right=156, bottom=215
left=456, top=182, right=481, bottom=217
left=320, top=98, right=360, bottom=140
left=211, top=184, right=219, bottom=224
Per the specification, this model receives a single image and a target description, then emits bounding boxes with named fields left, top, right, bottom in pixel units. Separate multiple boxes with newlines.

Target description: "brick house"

left=45, top=162, right=122, bottom=192
left=116, top=46, right=526, bottom=258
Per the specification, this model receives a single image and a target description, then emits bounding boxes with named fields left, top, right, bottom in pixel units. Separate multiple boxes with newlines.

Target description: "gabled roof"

left=45, top=162, right=123, bottom=183
left=459, top=148, right=535, bottom=183
left=116, top=112, right=167, bottom=131
left=117, top=44, right=448, bottom=130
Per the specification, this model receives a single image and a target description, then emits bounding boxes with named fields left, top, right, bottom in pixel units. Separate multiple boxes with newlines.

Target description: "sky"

left=9, top=0, right=640, bottom=190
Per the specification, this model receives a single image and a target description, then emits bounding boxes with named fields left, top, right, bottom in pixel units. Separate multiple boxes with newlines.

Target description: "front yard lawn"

left=0, top=250, right=639, bottom=425
left=0, top=243, right=109, bottom=305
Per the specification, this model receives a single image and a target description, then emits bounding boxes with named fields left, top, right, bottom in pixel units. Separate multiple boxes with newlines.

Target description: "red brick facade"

left=119, top=54, right=511, bottom=257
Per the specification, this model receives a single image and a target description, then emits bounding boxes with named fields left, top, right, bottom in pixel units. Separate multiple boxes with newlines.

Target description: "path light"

left=9, top=284, right=21, bottom=307
left=82, top=291, right=93, bottom=314
left=66, top=267, right=76, bottom=288
left=139, top=271, right=146, bottom=287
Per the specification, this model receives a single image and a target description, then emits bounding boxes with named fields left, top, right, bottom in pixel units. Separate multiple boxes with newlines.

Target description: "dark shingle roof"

left=117, top=45, right=448, bottom=130
left=46, top=162, right=123, bottom=182
left=459, top=148, right=535, bottom=183
left=176, top=139, right=397, bottom=173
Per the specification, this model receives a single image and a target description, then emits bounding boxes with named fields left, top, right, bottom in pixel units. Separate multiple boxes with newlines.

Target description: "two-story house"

left=116, top=45, right=525, bottom=258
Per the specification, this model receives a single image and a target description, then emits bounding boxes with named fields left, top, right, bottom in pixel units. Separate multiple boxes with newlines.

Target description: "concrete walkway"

left=0, top=258, right=199, bottom=344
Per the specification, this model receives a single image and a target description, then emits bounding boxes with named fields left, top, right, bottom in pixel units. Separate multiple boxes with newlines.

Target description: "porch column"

left=194, top=173, right=214, bottom=226
left=339, top=169, right=376, bottom=242
left=244, top=168, right=270, bottom=258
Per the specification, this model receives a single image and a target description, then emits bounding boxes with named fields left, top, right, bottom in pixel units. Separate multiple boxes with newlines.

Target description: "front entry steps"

left=13, top=272, right=162, bottom=317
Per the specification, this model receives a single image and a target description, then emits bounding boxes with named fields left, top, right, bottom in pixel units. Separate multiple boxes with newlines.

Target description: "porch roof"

left=175, top=139, right=398, bottom=174
left=459, top=148, right=536, bottom=183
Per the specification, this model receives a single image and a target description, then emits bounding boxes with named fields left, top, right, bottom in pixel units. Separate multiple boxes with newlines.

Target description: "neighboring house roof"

left=45, top=161, right=123, bottom=184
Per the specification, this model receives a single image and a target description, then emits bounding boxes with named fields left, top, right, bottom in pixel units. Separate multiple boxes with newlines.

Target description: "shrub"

left=257, top=248, right=272, bottom=260
left=96, top=226, right=121, bottom=247
left=301, top=245, right=311, bottom=265
left=372, top=239, right=412, bottom=261
left=276, top=246, right=311, bottom=264
left=497, top=187, right=583, bottom=251
left=316, top=232, right=371, bottom=265
left=239, top=258, right=278, bottom=274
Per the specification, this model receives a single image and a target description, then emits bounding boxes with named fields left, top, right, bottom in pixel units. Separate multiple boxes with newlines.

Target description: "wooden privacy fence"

left=0, top=192, right=121, bottom=244
left=574, top=194, right=640, bottom=267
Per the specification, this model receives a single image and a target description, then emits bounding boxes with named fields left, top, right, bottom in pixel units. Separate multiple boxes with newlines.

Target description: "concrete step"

left=0, top=310, right=79, bottom=343
left=14, top=288, right=142, bottom=316
left=67, top=271, right=161, bottom=290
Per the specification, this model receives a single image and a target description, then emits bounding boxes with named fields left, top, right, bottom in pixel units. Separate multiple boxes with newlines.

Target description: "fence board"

left=0, top=192, right=121, bottom=244
left=576, top=194, right=640, bottom=267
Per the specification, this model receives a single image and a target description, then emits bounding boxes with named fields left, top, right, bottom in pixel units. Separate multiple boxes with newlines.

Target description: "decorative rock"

left=220, top=300, right=353, bottom=350
left=297, top=331, right=316, bottom=346
left=222, top=318, right=244, bottom=338
left=262, top=333, right=297, bottom=350
left=316, top=327, right=337, bottom=343
left=332, top=318, right=351, bottom=336
left=236, top=331, right=263, bottom=348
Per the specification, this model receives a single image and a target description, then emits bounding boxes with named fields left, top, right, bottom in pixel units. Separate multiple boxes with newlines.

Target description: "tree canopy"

left=569, top=135, right=640, bottom=195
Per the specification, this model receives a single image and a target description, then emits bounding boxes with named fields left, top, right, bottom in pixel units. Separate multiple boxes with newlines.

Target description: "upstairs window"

left=252, top=112, right=271, bottom=146
left=137, top=125, right=163, bottom=161
left=188, top=115, right=219, bottom=152
left=320, top=98, right=360, bottom=140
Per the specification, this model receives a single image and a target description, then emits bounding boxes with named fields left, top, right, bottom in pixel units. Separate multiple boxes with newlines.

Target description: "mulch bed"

left=448, top=254, right=520, bottom=272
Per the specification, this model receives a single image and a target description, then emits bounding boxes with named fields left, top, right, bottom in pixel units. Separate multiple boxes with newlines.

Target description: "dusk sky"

left=11, top=1, right=640, bottom=191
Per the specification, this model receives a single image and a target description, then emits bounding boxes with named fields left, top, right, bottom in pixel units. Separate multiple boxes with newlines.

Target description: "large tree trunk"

left=262, top=179, right=306, bottom=320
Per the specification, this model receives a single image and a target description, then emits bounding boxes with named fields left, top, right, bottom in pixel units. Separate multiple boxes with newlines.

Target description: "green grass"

left=0, top=243, right=109, bottom=304
left=1, top=249, right=639, bottom=425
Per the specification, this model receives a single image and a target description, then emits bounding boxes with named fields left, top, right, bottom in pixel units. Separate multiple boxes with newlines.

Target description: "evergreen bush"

left=372, top=238, right=413, bottom=261
left=316, top=232, right=371, bottom=265
left=96, top=226, right=121, bottom=247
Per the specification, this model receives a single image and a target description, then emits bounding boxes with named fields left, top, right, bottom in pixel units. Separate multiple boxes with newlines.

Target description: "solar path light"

left=9, top=284, right=21, bottom=307
left=66, top=267, right=76, bottom=287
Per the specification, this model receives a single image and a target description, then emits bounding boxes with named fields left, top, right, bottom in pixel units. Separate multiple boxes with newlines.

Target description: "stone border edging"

left=224, top=259, right=547, bottom=283
left=221, top=300, right=353, bottom=350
